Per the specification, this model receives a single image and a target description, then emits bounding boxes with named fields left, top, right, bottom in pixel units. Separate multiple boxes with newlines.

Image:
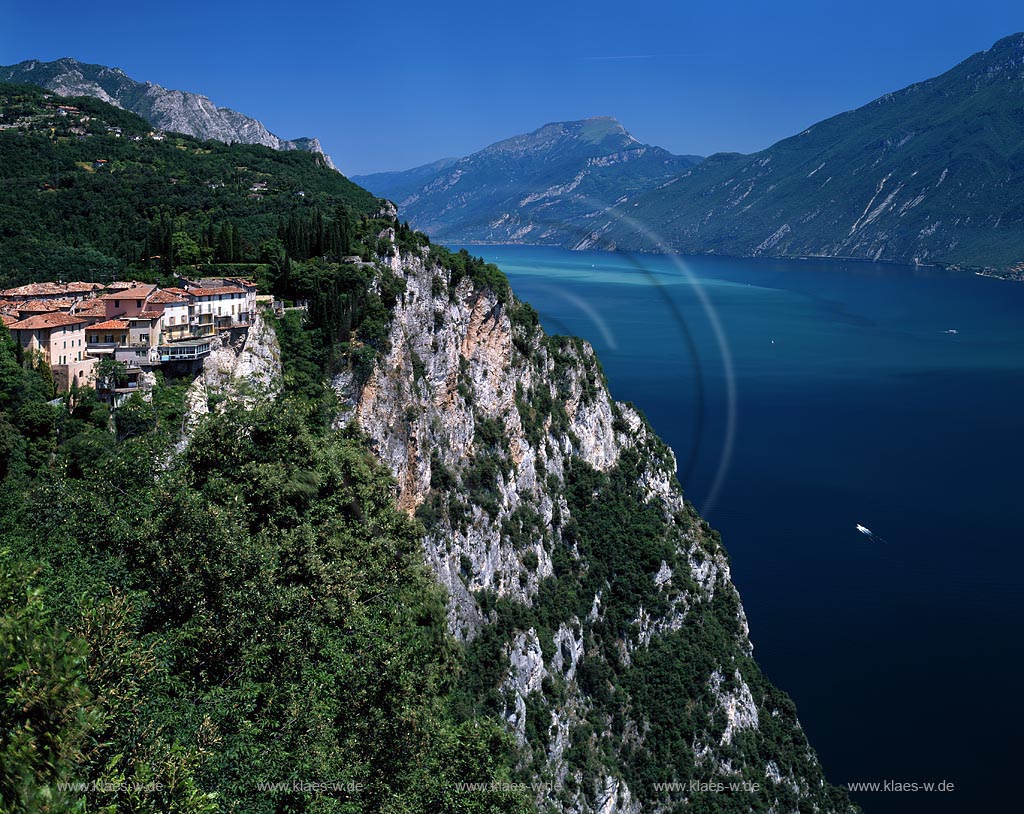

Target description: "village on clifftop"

left=1, top=277, right=260, bottom=404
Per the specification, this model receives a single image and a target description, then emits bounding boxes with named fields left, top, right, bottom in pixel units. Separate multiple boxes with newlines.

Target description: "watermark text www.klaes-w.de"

left=56, top=781, right=165, bottom=793
left=651, top=780, right=761, bottom=793
left=253, top=780, right=363, bottom=794
left=844, top=779, right=955, bottom=792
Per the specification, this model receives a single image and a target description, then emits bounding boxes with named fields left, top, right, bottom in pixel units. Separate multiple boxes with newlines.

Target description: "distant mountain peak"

left=479, top=116, right=646, bottom=161
left=0, top=57, right=336, bottom=168
left=353, top=116, right=702, bottom=243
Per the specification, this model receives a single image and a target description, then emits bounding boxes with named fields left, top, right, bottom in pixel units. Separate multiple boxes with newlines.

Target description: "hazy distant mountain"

left=354, top=117, right=702, bottom=244
left=0, top=57, right=336, bottom=169
left=353, top=157, right=460, bottom=202
left=593, top=33, right=1024, bottom=272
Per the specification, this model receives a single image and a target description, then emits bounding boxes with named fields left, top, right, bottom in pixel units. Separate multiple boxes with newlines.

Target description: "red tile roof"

left=148, top=289, right=187, bottom=304
left=1, top=314, right=17, bottom=327
left=8, top=312, right=87, bottom=330
left=161, top=287, right=192, bottom=298
left=135, top=310, right=163, bottom=319
left=101, top=285, right=155, bottom=299
left=1, top=282, right=67, bottom=298
left=17, top=298, right=76, bottom=312
left=187, top=285, right=244, bottom=297
left=86, top=319, right=130, bottom=331
left=0, top=281, right=102, bottom=298
left=73, top=300, right=108, bottom=316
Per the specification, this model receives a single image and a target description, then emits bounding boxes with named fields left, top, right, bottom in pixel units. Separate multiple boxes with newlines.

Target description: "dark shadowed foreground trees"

left=0, top=325, right=531, bottom=813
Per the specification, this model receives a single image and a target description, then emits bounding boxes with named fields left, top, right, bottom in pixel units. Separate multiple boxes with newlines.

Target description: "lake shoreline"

left=447, top=239, right=1024, bottom=282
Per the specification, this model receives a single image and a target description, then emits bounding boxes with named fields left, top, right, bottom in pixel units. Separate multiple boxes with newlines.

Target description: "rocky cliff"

left=331, top=228, right=854, bottom=813
left=0, top=58, right=336, bottom=168
left=177, top=313, right=282, bottom=452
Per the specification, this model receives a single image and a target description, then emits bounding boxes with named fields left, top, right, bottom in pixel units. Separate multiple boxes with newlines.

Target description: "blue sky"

left=2, top=1, right=1021, bottom=175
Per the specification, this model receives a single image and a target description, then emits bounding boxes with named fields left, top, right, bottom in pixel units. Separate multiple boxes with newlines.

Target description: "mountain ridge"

left=353, top=116, right=703, bottom=244
left=590, top=31, right=1024, bottom=271
left=360, top=33, right=1024, bottom=274
left=0, top=57, right=337, bottom=169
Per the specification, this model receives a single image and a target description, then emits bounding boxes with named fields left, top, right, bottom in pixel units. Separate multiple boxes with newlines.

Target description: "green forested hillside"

left=0, top=82, right=378, bottom=286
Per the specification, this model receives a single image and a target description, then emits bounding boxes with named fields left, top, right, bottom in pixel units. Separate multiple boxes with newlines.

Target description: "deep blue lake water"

left=470, top=244, right=1024, bottom=814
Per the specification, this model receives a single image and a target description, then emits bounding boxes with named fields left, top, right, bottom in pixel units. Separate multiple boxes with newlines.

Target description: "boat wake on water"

left=856, top=524, right=888, bottom=544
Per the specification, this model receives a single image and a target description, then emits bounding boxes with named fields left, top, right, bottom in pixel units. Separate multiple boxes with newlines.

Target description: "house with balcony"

left=145, top=289, right=190, bottom=341
left=4, top=276, right=262, bottom=393
left=182, top=284, right=248, bottom=334
left=85, top=318, right=130, bottom=354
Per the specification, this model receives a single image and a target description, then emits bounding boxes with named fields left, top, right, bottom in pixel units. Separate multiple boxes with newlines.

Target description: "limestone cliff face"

left=333, top=234, right=853, bottom=814
left=178, top=314, right=282, bottom=449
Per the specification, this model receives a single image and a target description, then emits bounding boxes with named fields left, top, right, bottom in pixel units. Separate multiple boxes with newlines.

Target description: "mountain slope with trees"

left=0, top=82, right=378, bottom=286
left=590, top=33, right=1024, bottom=272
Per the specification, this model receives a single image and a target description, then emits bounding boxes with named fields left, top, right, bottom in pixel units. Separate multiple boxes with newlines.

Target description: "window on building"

left=168, top=316, right=175, bottom=325
left=113, top=299, right=120, bottom=308
left=136, top=300, right=143, bottom=308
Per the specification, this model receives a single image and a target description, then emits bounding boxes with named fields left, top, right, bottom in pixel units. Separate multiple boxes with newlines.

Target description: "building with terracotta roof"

left=142, top=289, right=190, bottom=341
left=7, top=312, right=95, bottom=391
left=0, top=281, right=102, bottom=302
left=16, top=298, right=77, bottom=317
left=101, top=285, right=157, bottom=319
left=72, top=299, right=109, bottom=321
left=62, top=281, right=104, bottom=294
left=85, top=319, right=130, bottom=354
left=4, top=276, right=262, bottom=392
left=147, top=289, right=187, bottom=304
left=0, top=282, right=68, bottom=301
left=184, top=284, right=250, bottom=334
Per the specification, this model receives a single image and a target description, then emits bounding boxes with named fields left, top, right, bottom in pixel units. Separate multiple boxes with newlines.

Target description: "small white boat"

left=856, top=524, right=872, bottom=535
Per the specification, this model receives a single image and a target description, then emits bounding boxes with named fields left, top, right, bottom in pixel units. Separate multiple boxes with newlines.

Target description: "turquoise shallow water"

left=468, top=244, right=1024, bottom=813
